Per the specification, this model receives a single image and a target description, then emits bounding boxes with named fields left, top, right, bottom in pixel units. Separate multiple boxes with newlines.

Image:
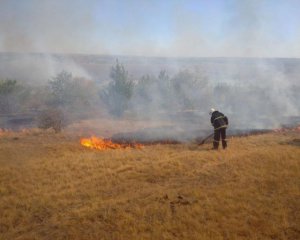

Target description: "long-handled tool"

left=199, top=133, right=214, bottom=145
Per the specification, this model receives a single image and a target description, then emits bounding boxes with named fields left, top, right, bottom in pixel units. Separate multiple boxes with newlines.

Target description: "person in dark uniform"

left=209, top=108, right=228, bottom=150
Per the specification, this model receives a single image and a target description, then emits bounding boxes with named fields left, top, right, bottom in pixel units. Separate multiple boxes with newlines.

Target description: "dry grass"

left=0, top=129, right=299, bottom=239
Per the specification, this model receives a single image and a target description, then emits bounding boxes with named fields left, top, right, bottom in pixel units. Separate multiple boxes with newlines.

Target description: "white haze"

left=0, top=0, right=299, bottom=139
left=0, top=54, right=91, bottom=84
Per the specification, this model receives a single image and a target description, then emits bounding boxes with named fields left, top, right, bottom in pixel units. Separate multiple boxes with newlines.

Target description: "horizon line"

left=0, top=51, right=300, bottom=60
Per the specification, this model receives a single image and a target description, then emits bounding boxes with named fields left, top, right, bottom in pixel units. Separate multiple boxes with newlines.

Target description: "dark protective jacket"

left=211, top=111, right=228, bottom=130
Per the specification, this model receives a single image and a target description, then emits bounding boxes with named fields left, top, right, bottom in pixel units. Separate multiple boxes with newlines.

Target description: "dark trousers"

left=213, top=128, right=227, bottom=149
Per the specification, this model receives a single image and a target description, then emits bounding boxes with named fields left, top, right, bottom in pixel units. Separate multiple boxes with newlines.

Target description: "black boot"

left=213, top=141, right=219, bottom=150
left=222, top=140, right=227, bottom=149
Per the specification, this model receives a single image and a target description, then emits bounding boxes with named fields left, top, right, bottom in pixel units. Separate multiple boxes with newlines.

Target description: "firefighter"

left=209, top=108, right=228, bottom=150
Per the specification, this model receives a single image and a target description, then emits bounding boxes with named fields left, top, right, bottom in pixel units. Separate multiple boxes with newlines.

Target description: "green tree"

left=101, top=60, right=134, bottom=117
left=48, top=71, right=73, bottom=107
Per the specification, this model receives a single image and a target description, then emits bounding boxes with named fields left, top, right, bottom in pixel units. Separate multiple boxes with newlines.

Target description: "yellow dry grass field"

left=0, top=129, right=300, bottom=239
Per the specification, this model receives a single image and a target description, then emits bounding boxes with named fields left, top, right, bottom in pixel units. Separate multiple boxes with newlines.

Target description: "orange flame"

left=80, top=136, right=143, bottom=150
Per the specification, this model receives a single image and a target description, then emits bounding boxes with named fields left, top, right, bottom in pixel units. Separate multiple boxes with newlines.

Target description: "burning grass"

left=80, top=136, right=144, bottom=150
left=0, top=129, right=300, bottom=239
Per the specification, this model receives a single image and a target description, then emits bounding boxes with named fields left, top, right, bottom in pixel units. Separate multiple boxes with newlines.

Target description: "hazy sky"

left=1, top=0, right=300, bottom=57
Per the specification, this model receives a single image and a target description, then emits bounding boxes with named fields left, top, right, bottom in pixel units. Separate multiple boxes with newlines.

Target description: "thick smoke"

left=125, top=57, right=300, bottom=131
left=0, top=54, right=299, bottom=140
left=0, top=0, right=299, bottom=140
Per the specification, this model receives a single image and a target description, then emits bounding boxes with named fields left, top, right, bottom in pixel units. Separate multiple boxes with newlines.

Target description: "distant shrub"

left=0, top=79, right=18, bottom=113
left=37, top=108, right=66, bottom=133
left=47, top=71, right=98, bottom=116
left=0, top=79, right=17, bottom=95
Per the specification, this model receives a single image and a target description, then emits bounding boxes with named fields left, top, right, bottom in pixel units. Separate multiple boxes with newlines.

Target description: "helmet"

left=209, top=108, right=216, bottom=115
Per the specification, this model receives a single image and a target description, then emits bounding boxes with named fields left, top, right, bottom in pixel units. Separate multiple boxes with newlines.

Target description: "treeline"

left=102, top=61, right=211, bottom=117
left=0, top=60, right=211, bottom=118
left=1, top=60, right=299, bottom=131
